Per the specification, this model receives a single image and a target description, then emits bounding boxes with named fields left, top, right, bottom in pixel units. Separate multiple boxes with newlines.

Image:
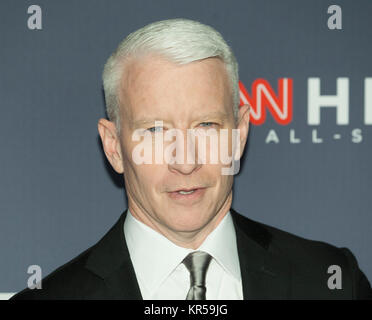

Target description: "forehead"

left=118, top=54, right=233, bottom=124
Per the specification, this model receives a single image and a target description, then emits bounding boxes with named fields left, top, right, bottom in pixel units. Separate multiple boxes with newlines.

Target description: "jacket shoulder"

left=11, top=246, right=103, bottom=300
left=232, top=210, right=372, bottom=299
left=233, top=209, right=352, bottom=263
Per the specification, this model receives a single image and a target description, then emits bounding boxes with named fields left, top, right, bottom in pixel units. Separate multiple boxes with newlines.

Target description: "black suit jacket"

left=11, top=208, right=372, bottom=300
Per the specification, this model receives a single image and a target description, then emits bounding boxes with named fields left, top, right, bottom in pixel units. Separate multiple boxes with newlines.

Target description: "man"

left=12, top=18, right=371, bottom=300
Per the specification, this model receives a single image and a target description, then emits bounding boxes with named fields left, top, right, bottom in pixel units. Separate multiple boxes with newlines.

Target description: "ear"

left=235, top=104, right=250, bottom=160
left=97, top=118, right=124, bottom=174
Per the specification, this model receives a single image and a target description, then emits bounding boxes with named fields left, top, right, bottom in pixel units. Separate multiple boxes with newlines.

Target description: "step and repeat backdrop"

left=0, top=0, right=371, bottom=297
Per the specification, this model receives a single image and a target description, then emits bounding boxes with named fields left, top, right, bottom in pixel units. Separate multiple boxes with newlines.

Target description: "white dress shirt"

left=124, top=209, right=243, bottom=300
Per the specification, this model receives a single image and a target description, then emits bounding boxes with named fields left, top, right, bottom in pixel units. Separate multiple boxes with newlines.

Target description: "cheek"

left=210, top=167, right=233, bottom=192
left=140, top=166, right=162, bottom=186
left=220, top=129, right=235, bottom=158
left=129, top=163, right=167, bottom=196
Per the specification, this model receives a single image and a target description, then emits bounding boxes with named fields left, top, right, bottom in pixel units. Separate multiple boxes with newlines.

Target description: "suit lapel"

left=84, top=210, right=143, bottom=299
left=231, top=208, right=292, bottom=299
left=84, top=208, right=291, bottom=299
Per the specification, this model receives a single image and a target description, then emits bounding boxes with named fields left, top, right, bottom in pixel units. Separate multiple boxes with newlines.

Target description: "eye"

left=147, top=126, right=164, bottom=133
left=199, top=122, right=218, bottom=128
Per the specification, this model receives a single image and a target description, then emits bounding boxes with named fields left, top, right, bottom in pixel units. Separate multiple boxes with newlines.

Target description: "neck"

left=127, top=192, right=232, bottom=249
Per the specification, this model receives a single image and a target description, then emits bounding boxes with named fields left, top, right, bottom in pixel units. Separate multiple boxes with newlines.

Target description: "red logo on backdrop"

left=239, top=78, right=293, bottom=125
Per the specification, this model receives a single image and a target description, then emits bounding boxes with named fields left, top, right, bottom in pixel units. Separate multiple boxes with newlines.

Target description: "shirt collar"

left=124, top=209, right=241, bottom=295
left=198, top=212, right=241, bottom=281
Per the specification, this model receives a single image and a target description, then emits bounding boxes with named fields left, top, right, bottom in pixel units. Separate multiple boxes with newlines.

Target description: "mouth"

left=167, top=187, right=207, bottom=202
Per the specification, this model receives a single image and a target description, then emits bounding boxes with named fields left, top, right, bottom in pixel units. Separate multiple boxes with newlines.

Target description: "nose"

left=169, top=161, right=201, bottom=175
left=167, top=129, right=202, bottom=175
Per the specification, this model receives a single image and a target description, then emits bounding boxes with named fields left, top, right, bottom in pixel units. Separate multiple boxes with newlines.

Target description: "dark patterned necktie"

left=182, top=251, right=212, bottom=300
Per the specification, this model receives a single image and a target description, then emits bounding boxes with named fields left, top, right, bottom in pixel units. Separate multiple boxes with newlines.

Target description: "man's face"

left=103, top=54, right=249, bottom=234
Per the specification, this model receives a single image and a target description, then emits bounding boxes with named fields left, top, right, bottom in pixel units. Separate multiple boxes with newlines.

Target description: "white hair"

left=102, top=18, right=239, bottom=135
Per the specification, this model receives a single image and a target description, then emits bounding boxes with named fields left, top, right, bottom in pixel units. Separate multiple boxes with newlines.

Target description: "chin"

left=167, top=213, right=210, bottom=233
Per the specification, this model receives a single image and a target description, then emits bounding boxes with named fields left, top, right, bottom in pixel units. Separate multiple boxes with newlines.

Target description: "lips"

left=168, top=187, right=206, bottom=201
left=172, top=187, right=203, bottom=193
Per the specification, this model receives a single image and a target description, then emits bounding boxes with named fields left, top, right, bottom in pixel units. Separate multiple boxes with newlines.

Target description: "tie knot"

left=182, top=251, right=212, bottom=286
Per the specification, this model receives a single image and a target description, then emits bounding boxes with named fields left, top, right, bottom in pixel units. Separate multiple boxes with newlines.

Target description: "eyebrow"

left=132, top=111, right=230, bottom=127
left=197, top=111, right=230, bottom=121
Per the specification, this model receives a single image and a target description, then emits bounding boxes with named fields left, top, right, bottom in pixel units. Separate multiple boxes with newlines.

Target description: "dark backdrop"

left=0, top=0, right=371, bottom=295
